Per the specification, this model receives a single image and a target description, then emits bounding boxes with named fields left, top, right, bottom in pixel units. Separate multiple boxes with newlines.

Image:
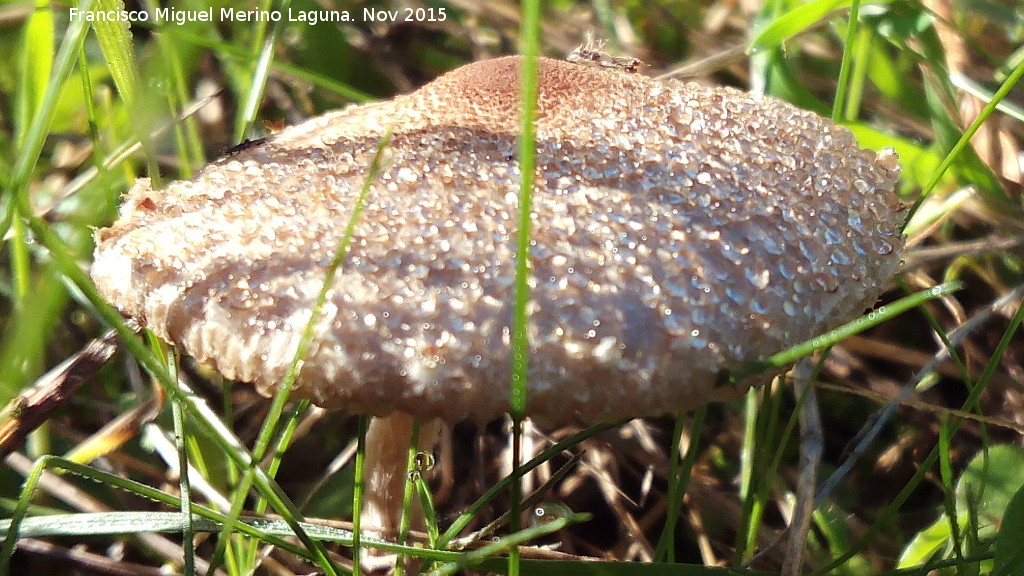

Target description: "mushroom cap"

left=91, top=56, right=903, bottom=424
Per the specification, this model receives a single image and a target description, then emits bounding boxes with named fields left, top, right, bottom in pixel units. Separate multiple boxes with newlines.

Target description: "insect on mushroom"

left=91, top=55, right=904, bottom=569
left=567, top=34, right=647, bottom=73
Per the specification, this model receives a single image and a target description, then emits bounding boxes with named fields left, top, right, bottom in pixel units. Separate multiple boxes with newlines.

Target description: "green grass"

left=2, top=0, right=1024, bottom=575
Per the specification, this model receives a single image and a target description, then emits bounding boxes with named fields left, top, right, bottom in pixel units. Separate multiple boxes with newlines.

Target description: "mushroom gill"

left=91, top=55, right=904, bottom=426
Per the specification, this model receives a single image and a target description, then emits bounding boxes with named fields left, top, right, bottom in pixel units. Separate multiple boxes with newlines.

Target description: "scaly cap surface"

left=92, top=56, right=904, bottom=424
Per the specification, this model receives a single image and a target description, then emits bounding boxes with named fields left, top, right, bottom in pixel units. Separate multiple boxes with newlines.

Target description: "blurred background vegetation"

left=1, top=0, right=1024, bottom=574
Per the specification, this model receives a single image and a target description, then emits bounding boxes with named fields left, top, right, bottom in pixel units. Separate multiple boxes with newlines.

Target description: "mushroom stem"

left=362, top=412, right=441, bottom=538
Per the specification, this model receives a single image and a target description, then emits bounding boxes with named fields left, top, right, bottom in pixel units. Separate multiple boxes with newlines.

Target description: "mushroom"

left=91, top=55, right=904, bottom=555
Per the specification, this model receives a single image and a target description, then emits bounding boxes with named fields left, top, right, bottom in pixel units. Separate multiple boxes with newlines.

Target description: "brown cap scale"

left=91, top=56, right=904, bottom=426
